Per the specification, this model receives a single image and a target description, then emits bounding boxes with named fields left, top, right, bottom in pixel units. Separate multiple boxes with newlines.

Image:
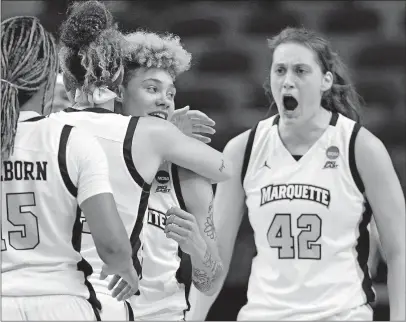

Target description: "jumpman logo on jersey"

left=262, top=160, right=271, bottom=170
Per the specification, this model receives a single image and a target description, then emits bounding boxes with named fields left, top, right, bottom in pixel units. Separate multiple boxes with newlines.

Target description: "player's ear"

left=321, top=71, right=333, bottom=92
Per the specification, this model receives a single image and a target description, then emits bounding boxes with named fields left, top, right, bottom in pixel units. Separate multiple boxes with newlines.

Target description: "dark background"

left=2, top=1, right=405, bottom=320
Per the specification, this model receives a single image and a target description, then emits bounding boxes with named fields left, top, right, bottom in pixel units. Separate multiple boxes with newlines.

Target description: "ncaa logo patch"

left=326, top=146, right=339, bottom=160
left=155, top=170, right=170, bottom=184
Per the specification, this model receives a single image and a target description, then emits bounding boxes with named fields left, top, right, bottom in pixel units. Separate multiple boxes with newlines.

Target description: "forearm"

left=386, top=254, right=405, bottom=320
left=186, top=283, right=222, bottom=321
left=96, top=242, right=133, bottom=273
left=190, top=242, right=224, bottom=295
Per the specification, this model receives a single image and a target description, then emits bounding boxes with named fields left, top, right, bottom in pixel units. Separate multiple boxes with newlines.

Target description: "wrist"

left=192, top=239, right=207, bottom=260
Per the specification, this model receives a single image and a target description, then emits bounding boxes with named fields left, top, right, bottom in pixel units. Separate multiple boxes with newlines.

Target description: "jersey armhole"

left=241, top=123, right=259, bottom=186
left=58, top=125, right=78, bottom=198
left=349, top=122, right=365, bottom=194
left=171, top=164, right=187, bottom=211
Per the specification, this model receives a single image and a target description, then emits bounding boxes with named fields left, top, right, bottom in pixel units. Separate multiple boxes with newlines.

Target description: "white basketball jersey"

left=238, top=113, right=375, bottom=321
left=130, top=161, right=191, bottom=319
left=1, top=112, right=104, bottom=309
left=50, top=108, right=150, bottom=294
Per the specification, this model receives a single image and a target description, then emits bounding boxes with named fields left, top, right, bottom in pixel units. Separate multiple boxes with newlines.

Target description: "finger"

left=187, top=111, right=215, bottom=126
left=108, top=274, right=122, bottom=290
left=165, top=222, right=191, bottom=236
left=165, top=230, right=184, bottom=244
left=112, top=279, right=128, bottom=298
left=173, top=105, right=190, bottom=117
left=100, top=270, right=108, bottom=280
left=116, top=284, right=133, bottom=301
left=192, top=124, right=216, bottom=135
left=167, top=207, right=194, bottom=221
left=191, top=134, right=211, bottom=144
left=166, top=210, right=194, bottom=227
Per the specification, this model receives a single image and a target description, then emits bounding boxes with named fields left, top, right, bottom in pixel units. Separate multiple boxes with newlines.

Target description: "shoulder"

left=223, top=129, right=251, bottom=157
left=355, top=126, right=388, bottom=161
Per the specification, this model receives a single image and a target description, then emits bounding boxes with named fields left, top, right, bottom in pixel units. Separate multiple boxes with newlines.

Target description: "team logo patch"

left=155, top=170, right=170, bottom=184
left=326, top=146, right=339, bottom=160
left=323, top=161, right=338, bottom=169
left=156, top=185, right=171, bottom=193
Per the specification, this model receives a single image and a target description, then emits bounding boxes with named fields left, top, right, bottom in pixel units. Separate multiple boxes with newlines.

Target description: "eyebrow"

left=274, top=63, right=311, bottom=68
left=143, top=78, right=176, bottom=90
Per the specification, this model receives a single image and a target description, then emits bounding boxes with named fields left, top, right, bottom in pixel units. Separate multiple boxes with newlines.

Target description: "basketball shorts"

left=2, top=295, right=98, bottom=321
left=97, top=293, right=134, bottom=321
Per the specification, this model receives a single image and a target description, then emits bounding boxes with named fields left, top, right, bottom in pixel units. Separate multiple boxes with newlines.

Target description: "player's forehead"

left=272, top=42, right=319, bottom=68
left=133, top=68, right=174, bottom=88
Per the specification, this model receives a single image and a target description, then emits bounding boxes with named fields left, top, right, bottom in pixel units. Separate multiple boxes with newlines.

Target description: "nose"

left=155, top=95, right=171, bottom=110
left=282, top=71, right=295, bottom=90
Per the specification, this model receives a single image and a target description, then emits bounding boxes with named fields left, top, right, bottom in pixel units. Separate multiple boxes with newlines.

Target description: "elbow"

left=215, top=158, right=234, bottom=183
left=193, top=263, right=226, bottom=296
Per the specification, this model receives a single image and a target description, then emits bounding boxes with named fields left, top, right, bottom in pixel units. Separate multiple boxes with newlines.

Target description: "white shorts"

left=2, top=295, right=97, bottom=321
left=329, top=304, right=373, bottom=321
left=97, top=293, right=133, bottom=321
left=134, top=311, right=185, bottom=321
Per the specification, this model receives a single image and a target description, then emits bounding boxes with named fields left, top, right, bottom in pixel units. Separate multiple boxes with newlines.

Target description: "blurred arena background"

left=2, top=1, right=405, bottom=320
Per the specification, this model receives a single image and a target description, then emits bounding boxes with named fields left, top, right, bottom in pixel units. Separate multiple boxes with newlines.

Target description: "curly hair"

left=59, top=1, right=125, bottom=94
left=122, top=31, right=192, bottom=85
left=1, top=16, right=58, bottom=159
left=263, top=27, right=363, bottom=122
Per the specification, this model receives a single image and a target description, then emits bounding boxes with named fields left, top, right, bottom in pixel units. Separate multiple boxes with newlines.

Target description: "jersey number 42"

left=267, top=213, right=322, bottom=260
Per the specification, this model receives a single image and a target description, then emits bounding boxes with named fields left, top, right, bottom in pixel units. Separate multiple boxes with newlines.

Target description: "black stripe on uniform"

left=241, top=123, right=259, bottom=185
left=123, top=117, right=150, bottom=189
left=125, top=300, right=134, bottom=321
left=122, top=115, right=151, bottom=284
left=58, top=125, right=77, bottom=198
left=355, top=200, right=375, bottom=303
left=72, top=207, right=102, bottom=319
left=349, top=123, right=365, bottom=194
left=172, top=164, right=192, bottom=317
left=22, top=116, right=46, bottom=122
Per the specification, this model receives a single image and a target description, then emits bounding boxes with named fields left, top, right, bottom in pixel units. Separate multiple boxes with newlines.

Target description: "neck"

left=279, top=106, right=332, bottom=144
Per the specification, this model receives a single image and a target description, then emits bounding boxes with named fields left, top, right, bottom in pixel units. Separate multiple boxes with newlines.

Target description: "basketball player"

left=1, top=16, right=138, bottom=321
left=106, top=31, right=224, bottom=321
left=187, top=27, right=405, bottom=321
left=49, top=2, right=232, bottom=320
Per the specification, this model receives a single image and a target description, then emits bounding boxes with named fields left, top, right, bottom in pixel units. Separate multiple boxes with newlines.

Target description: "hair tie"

left=1, top=79, right=18, bottom=90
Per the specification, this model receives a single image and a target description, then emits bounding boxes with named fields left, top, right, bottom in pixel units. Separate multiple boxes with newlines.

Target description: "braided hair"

left=1, top=16, right=58, bottom=159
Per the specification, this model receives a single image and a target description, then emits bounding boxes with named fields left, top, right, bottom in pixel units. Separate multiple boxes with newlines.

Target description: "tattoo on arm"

left=204, top=196, right=217, bottom=240
left=219, top=159, right=225, bottom=172
left=192, top=249, right=224, bottom=293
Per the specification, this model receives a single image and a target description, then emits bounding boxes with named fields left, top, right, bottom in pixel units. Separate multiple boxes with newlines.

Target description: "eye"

left=146, top=86, right=157, bottom=93
left=167, top=92, right=175, bottom=100
left=296, top=68, right=306, bottom=75
left=275, top=67, right=285, bottom=75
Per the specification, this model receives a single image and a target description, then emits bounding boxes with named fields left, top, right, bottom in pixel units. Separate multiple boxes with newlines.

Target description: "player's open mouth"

left=148, top=111, right=168, bottom=120
left=283, top=95, right=298, bottom=111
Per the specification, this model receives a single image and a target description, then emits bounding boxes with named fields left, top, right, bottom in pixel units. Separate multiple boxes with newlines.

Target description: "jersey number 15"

left=267, top=213, right=322, bottom=260
left=2, top=193, right=40, bottom=251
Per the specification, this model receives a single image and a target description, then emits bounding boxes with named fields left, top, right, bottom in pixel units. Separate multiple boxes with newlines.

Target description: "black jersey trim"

left=71, top=205, right=102, bottom=317
left=58, top=125, right=77, bottom=198
left=172, top=163, right=192, bottom=317
left=130, top=186, right=151, bottom=282
left=125, top=300, right=134, bottom=321
left=123, top=116, right=151, bottom=190
left=355, top=200, right=375, bottom=303
left=22, top=116, right=46, bottom=122
left=349, top=123, right=365, bottom=194
left=241, top=123, right=259, bottom=185
left=64, top=107, right=115, bottom=114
